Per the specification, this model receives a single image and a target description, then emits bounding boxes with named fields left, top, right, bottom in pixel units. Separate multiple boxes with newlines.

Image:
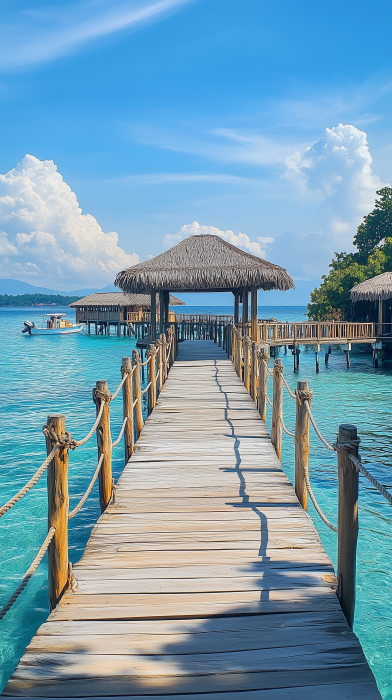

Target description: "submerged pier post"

left=94, top=380, right=113, bottom=513
left=337, top=424, right=359, bottom=630
left=271, top=359, right=283, bottom=459
left=45, top=414, right=69, bottom=611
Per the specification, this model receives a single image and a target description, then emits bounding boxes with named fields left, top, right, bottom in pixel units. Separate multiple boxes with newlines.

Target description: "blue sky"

left=0, top=0, right=392, bottom=303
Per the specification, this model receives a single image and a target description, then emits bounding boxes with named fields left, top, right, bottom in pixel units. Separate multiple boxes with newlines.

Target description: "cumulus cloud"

left=276, top=124, right=385, bottom=278
left=0, top=154, right=138, bottom=289
left=164, top=221, right=272, bottom=257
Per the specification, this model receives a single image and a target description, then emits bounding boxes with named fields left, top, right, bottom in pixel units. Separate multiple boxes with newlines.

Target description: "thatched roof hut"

left=70, top=292, right=185, bottom=308
left=350, top=273, right=392, bottom=302
left=115, top=235, right=294, bottom=294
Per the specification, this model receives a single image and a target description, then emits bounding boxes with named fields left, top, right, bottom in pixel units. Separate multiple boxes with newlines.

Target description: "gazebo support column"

left=150, top=291, right=157, bottom=341
left=242, top=289, right=249, bottom=332
left=234, top=292, right=240, bottom=325
left=251, top=289, right=258, bottom=342
left=164, top=290, right=170, bottom=326
left=159, top=291, right=165, bottom=335
left=378, top=299, right=383, bottom=336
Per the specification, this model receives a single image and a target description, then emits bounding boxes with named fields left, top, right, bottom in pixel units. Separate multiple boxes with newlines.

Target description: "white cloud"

left=163, top=221, right=268, bottom=257
left=0, top=154, right=138, bottom=289
left=0, top=0, right=193, bottom=69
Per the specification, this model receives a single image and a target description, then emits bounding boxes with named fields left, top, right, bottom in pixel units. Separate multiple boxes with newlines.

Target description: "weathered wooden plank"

left=3, top=340, right=380, bottom=699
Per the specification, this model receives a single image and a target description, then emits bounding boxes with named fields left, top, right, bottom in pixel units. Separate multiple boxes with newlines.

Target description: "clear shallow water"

left=0, top=304, right=391, bottom=698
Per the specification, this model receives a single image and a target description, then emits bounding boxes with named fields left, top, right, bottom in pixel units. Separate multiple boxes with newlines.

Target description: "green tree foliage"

left=0, top=294, right=81, bottom=307
left=308, top=188, right=392, bottom=321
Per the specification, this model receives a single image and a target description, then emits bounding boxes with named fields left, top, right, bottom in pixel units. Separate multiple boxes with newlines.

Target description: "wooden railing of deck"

left=238, top=320, right=376, bottom=343
left=224, top=324, right=392, bottom=631
left=0, top=326, right=177, bottom=618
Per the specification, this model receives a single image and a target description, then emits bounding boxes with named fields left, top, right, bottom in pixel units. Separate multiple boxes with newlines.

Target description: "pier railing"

left=238, top=320, right=376, bottom=344
left=226, top=324, right=392, bottom=629
left=0, top=325, right=177, bottom=617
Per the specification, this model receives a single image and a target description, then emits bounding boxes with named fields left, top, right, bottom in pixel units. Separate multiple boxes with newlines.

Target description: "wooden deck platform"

left=3, top=341, right=381, bottom=699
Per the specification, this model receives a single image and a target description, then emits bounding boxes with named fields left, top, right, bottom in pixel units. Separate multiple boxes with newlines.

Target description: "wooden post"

left=132, top=349, right=144, bottom=439
left=161, top=333, right=167, bottom=382
left=242, top=289, right=249, bottom=333
left=235, top=330, right=242, bottom=378
left=250, top=341, right=257, bottom=402
left=170, top=326, right=176, bottom=366
left=150, top=291, right=157, bottom=341
left=294, top=381, right=312, bottom=510
left=147, top=345, right=157, bottom=414
left=156, top=338, right=163, bottom=393
left=121, top=357, right=134, bottom=462
left=46, top=414, right=69, bottom=611
left=337, top=424, right=359, bottom=630
left=243, top=337, right=251, bottom=392
left=250, top=289, right=258, bottom=342
left=271, top=359, right=283, bottom=460
left=94, top=380, right=112, bottom=513
left=159, top=291, right=165, bottom=335
left=234, top=291, right=240, bottom=325
left=257, top=344, right=269, bottom=421
left=163, top=290, right=169, bottom=325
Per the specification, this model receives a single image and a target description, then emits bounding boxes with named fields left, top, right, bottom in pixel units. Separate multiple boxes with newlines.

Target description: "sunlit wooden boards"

left=3, top=341, right=381, bottom=699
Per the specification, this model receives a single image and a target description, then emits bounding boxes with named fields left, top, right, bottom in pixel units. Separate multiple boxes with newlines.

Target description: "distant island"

left=0, top=294, right=82, bottom=307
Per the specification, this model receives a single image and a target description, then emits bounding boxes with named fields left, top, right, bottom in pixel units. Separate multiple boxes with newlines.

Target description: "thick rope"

left=303, top=400, right=335, bottom=452
left=349, top=454, right=392, bottom=505
left=0, top=527, right=56, bottom=620
left=68, top=454, right=104, bottom=520
left=141, top=382, right=152, bottom=395
left=156, top=368, right=160, bottom=381
left=110, top=373, right=128, bottom=401
left=112, top=417, right=128, bottom=449
left=132, top=398, right=139, bottom=408
left=0, top=445, right=59, bottom=519
left=266, top=394, right=273, bottom=407
left=72, top=401, right=105, bottom=448
left=282, top=374, right=296, bottom=399
left=282, top=417, right=295, bottom=438
left=139, top=356, right=151, bottom=368
left=304, top=464, right=337, bottom=532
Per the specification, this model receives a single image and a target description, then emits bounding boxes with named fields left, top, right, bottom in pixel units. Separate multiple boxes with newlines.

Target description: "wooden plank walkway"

left=4, top=341, right=381, bottom=699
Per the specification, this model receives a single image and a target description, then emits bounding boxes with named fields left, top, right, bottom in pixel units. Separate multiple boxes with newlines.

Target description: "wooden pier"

left=3, top=340, right=380, bottom=699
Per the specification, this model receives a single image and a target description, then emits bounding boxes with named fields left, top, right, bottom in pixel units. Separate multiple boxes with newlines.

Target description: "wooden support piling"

left=337, top=424, right=359, bottom=630
left=294, top=380, right=312, bottom=510
left=257, top=344, right=269, bottom=421
left=132, top=350, right=144, bottom=439
left=121, top=357, right=134, bottom=462
left=156, top=337, right=163, bottom=393
left=45, top=414, right=69, bottom=611
left=243, top=337, right=251, bottom=393
left=147, top=345, right=157, bottom=414
left=250, top=341, right=257, bottom=402
left=271, top=359, right=283, bottom=459
left=94, top=380, right=113, bottom=513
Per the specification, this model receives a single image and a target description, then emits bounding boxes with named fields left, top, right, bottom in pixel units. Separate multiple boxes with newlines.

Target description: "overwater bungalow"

left=351, top=272, right=392, bottom=335
left=70, top=292, right=185, bottom=335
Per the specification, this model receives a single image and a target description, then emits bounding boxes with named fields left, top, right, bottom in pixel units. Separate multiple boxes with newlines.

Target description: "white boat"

left=22, top=314, right=85, bottom=335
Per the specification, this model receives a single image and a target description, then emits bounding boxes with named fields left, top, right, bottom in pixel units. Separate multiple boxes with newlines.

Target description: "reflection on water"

left=0, top=305, right=392, bottom=698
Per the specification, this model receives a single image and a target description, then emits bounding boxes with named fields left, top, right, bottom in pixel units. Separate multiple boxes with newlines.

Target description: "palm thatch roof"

left=350, top=272, right=392, bottom=302
left=115, top=235, right=295, bottom=293
left=70, top=292, right=185, bottom=308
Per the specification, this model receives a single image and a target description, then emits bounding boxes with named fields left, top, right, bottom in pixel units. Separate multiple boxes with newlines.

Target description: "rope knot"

left=333, top=439, right=361, bottom=453
left=295, top=389, right=313, bottom=403
left=273, top=363, right=284, bottom=376
left=42, top=424, right=77, bottom=450
left=257, top=349, right=269, bottom=362
left=92, top=387, right=112, bottom=405
left=242, top=336, right=251, bottom=347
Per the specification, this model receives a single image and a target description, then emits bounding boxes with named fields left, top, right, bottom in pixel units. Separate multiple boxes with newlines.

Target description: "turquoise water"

left=0, top=304, right=391, bottom=697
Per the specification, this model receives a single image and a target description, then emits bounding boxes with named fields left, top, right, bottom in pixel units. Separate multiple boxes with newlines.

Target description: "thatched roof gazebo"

left=350, top=272, right=392, bottom=332
left=115, top=234, right=294, bottom=340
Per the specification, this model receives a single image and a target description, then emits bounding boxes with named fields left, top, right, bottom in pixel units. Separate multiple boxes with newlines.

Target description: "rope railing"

left=0, top=527, right=56, bottom=621
left=0, top=324, right=178, bottom=619
left=112, top=417, right=128, bottom=449
left=227, top=323, right=390, bottom=629
left=68, top=454, right=104, bottom=520
left=349, top=454, right=392, bottom=506
left=0, top=444, right=59, bottom=519
left=303, top=400, right=335, bottom=452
